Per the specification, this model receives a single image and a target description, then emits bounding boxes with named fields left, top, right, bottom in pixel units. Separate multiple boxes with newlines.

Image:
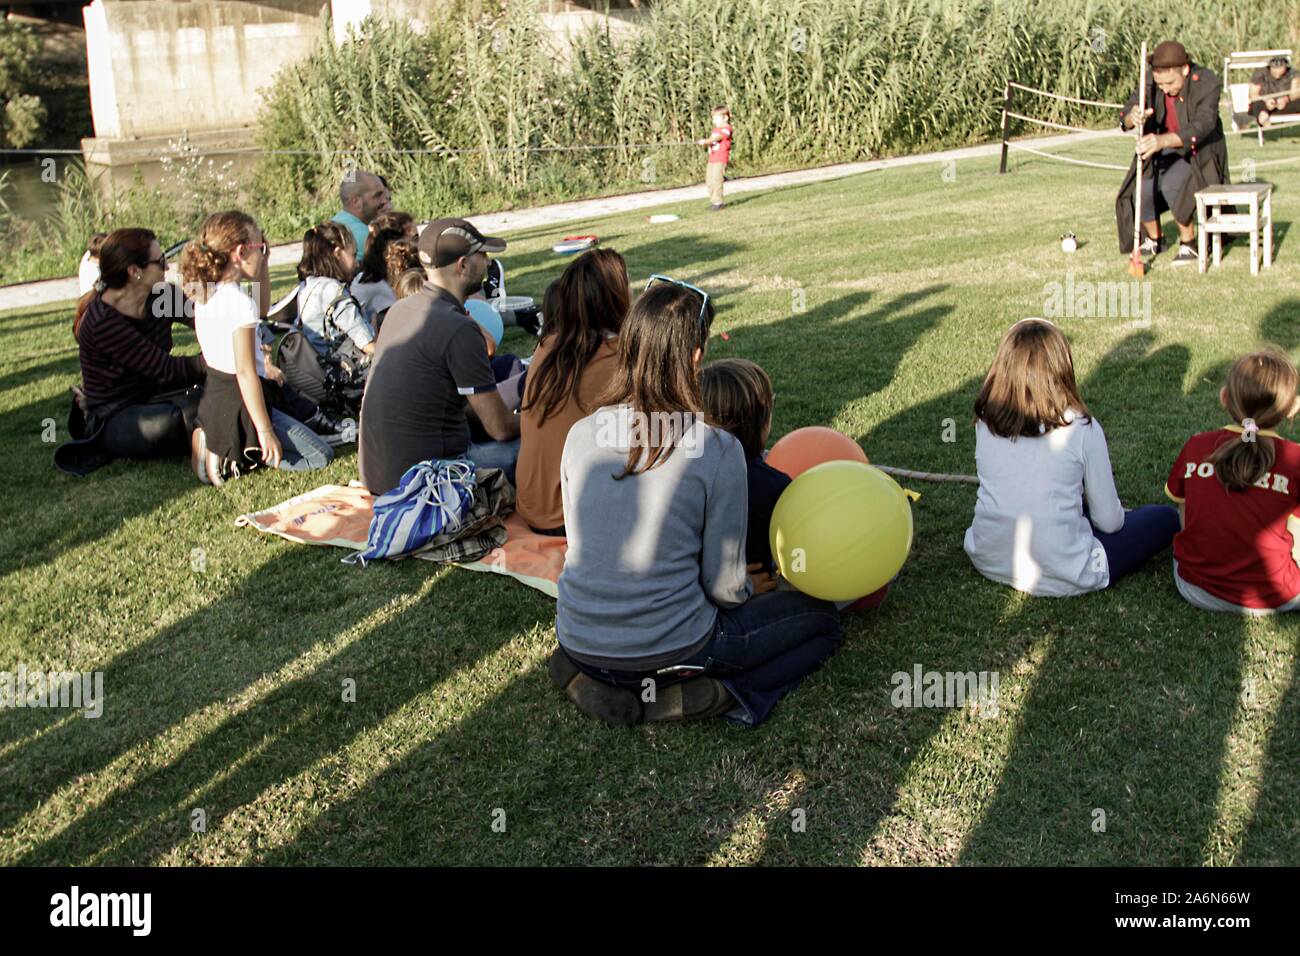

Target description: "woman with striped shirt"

left=55, top=228, right=206, bottom=476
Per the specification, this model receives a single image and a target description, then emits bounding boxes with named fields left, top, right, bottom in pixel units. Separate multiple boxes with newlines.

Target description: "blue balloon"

left=465, top=298, right=504, bottom=347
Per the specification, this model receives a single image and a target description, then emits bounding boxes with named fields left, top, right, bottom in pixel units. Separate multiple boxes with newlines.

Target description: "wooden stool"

left=1196, top=182, right=1273, bottom=275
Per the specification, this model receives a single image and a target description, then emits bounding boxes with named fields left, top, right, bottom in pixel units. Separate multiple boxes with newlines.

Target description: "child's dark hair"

left=357, top=210, right=414, bottom=284
left=974, top=318, right=1091, bottom=438
left=297, top=221, right=355, bottom=283
left=1208, top=349, right=1299, bottom=492
left=86, top=232, right=108, bottom=258
left=700, top=358, right=773, bottom=460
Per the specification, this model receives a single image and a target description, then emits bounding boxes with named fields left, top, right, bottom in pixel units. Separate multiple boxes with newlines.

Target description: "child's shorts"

left=1172, top=561, right=1300, bottom=615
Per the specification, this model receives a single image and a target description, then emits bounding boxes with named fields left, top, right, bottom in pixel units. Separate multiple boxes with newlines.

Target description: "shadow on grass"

left=0, top=545, right=426, bottom=847
left=954, top=333, right=1252, bottom=863
left=16, top=564, right=555, bottom=865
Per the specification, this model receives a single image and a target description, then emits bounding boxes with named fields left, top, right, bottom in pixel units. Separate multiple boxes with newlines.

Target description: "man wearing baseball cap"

left=1116, top=40, right=1229, bottom=267
left=358, top=218, right=518, bottom=494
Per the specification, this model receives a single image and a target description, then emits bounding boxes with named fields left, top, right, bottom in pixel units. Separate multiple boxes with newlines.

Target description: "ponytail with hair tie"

left=1241, top=418, right=1259, bottom=443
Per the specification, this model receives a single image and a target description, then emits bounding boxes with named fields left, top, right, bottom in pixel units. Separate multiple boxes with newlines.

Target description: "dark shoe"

left=1169, top=243, right=1199, bottom=267
left=710, top=203, right=725, bottom=211
left=643, top=676, right=734, bottom=722
left=548, top=647, right=643, bottom=727
left=1138, top=235, right=1164, bottom=257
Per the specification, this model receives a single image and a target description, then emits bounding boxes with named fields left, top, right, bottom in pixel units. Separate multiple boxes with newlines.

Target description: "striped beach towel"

left=344, top=460, right=477, bottom=566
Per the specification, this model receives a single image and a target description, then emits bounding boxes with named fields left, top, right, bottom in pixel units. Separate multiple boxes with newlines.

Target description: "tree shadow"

left=731, top=285, right=953, bottom=434
left=1236, top=641, right=1300, bottom=865
left=16, top=564, right=554, bottom=865
left=0, top=545, right=434, bottom=844
left=0, top=392, right=199, bottom=587
left=954, top=332, right=1252, bottom=863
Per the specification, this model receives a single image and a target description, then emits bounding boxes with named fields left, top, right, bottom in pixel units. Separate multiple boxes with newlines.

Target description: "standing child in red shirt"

left=696, top=105, right=732, bottom=211
left=1166, top=349, right=1300, bottom=613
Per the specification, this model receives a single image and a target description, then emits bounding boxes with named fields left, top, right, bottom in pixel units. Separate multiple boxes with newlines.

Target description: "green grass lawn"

left=2, top=132, right=1299, bottom=866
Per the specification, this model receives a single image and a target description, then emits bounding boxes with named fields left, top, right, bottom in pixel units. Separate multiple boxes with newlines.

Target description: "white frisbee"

left=553, top=235, right=597, bottom=255
left=647, top=214, right=680, bottom=224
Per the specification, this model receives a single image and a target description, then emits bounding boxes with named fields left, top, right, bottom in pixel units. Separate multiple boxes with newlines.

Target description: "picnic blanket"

left=234, top=482, right=566, bottom=598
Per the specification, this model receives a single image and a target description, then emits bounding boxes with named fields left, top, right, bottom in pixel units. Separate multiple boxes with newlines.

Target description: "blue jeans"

left=573, top=590, right=843, bottom=727
left=464, top=437, right=520, bottom=485
left=271, top=408, right=334, bottom=472
left=1092, top=504, right=1179, bottom=584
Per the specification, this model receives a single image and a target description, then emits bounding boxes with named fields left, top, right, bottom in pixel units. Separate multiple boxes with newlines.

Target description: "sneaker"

left=1138, top=236, right=1164, bottom=257
left=547, top=647, right=643, bottom=727
left=1169, top=243, right=1199, bottom=267
left=305, top=409, right=352, bottom=447
left=190, top=427, right=211, bottom=484
left=710, top=203, right=725, bottom=212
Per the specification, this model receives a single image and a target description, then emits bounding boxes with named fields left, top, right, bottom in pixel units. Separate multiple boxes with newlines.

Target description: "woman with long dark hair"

left=55, top=228, right=206, bottom=476
left=350, top=210, right=416, bottom=325
left=549, top=280, right=843, bottom=727
left=515, top=248, right=628, bottom=535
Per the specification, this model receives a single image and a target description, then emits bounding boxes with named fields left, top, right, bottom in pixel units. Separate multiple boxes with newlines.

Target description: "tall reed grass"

left=3, top=0, right=1296, bottom=283
left=253, top=0, right=1298, bottom=223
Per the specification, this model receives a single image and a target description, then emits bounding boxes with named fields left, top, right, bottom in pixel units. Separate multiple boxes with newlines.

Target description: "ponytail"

left=72, top=227, right=156, bottom=342
left=1208, top=349, right=1298, bottom=492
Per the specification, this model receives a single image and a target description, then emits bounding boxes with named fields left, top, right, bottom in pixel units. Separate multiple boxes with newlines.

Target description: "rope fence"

left=1006, top=82, right=1125, bottom=110
left=1000, top=78, right=1300, bottom=177
left=0, top=141, right=697, bottom=160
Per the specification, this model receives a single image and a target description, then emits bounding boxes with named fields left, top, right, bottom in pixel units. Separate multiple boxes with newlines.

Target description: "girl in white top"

left=964, top=318, right=1177, bottom=596
left=77, top=233, right=107, bottom=295
left=182, top=211, right=333, bottom=484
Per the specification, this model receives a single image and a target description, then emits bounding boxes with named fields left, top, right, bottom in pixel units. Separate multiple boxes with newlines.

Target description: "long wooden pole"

left=1129, top=42, right=1148, bottom=274
left=998, top=81, right=1012, bottom=174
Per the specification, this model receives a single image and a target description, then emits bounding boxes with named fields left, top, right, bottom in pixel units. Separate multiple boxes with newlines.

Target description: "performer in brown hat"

left=1115, top=40, right=1230, bottom=267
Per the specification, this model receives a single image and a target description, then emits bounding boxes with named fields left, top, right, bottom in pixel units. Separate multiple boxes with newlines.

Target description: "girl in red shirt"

left=1166, top=349, right=1300, bottom=613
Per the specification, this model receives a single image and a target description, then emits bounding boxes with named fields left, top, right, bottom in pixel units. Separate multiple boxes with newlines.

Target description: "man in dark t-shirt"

left=1249, top=56, right=1300, bottom=127
left=358, top=218, right=520, bottom=494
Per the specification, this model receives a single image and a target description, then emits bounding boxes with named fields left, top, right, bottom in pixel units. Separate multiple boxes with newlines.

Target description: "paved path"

left=0, top=129, right=1119, bottom=313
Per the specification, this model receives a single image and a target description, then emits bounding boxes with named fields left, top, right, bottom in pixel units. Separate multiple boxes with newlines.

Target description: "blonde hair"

left=179, top=210, right=258, bottom=303
left=392, top=268, right=426, bottom=299
left=1208, top=349, right=1299, bottom=492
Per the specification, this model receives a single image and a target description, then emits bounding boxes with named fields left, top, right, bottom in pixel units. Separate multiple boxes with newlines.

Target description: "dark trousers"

left=1140, top=151, right=1193, bottom=225
left=1250, top=97, right=1300, bottom=119
left=98, top=388, right=199, bottom=460
left=571, top=590, right=843, bottom=727
left=1090, top=504, right=1180, bottom=585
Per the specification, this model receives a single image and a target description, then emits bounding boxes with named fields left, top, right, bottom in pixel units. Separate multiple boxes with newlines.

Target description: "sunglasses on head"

left=645, top=274, right=711, bottom=329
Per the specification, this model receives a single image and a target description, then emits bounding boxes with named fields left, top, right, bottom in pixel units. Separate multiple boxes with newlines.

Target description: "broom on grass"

left=1128, top=41, right=1149, bottom=279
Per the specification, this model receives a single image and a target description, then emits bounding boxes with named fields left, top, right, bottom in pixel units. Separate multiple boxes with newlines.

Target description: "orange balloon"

left=766, top=426, right=869, bottom=479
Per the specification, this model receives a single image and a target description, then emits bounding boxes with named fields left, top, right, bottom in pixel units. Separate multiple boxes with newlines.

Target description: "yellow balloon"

left=769, top=460, right=913, bottom=601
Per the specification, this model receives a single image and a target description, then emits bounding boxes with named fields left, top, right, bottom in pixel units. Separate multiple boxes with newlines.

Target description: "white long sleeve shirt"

left=964, top=411, right=1125, bottom=596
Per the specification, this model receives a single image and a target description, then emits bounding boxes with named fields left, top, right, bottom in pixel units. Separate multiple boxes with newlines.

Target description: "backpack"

left=344, top=459, right=478, bottom=565
left=267, top=283, right=370, bottom=415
